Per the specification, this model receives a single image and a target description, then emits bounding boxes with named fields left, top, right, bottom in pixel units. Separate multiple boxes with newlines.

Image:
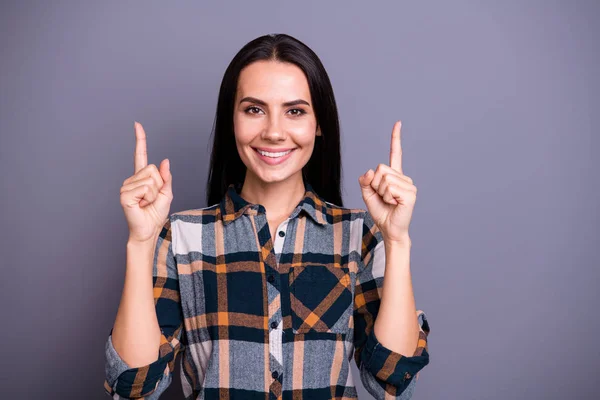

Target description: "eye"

left=245, top=106, right=264, bottom=115
left=287, top=108, right=306, bottom=116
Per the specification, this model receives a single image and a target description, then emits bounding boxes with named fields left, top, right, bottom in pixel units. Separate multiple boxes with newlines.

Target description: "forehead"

left=236, top=60, right=311, bottom=101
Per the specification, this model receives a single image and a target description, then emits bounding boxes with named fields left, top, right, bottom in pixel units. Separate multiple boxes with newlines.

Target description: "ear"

left=316, top=125, right=322, bottom=136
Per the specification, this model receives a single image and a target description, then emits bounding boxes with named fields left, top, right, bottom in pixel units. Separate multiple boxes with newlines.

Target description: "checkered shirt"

left=104, top=182, right=430, bottom=399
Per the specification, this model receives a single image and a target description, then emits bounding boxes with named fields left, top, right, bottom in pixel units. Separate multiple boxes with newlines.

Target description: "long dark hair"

left=206, top=33, right=343, bottom=207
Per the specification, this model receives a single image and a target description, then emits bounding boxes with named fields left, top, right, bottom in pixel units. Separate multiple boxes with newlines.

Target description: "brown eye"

left=245, top=106, right=263, bottom=115
left=288, top=108, right=306, bottom=116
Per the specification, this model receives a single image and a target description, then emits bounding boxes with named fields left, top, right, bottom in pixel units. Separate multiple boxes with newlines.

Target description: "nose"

left=261, top=114, right=286, bottom=141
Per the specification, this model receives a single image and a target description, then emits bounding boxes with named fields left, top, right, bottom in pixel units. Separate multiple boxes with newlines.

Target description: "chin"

left=248, top=166, right=298, bottom=185
left=256, top=172, right=294, bottom=184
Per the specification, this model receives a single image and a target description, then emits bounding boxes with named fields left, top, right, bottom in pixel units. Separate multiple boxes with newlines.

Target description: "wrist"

left=383, top=235, right=412, bottom=248
left=127, top=234, right=159, bottom=248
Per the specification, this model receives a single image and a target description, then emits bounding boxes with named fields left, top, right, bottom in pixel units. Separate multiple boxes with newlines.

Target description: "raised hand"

left=119, top=121, right=173, bottom=243
left=358, top=120, right=416, bottom=245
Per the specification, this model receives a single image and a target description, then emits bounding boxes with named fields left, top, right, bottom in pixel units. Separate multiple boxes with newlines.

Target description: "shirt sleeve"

left=103, top=216, right=185, bottom=399
left=353, top=211, right=431, bottom=399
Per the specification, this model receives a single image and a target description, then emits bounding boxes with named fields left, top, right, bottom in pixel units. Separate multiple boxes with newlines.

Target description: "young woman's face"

left=233, top=60, right=320, bottom=185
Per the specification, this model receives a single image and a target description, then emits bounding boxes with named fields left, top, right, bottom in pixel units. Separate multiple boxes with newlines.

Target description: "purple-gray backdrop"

left=1, top=1, right=598, bottom=399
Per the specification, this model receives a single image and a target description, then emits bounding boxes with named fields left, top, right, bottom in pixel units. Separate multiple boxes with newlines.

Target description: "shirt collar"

left=219, top=181, right=328, bottom=226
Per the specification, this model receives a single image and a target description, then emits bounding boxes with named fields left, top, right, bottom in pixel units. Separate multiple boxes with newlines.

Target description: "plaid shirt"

left=104, top=182, right=430, bottom=399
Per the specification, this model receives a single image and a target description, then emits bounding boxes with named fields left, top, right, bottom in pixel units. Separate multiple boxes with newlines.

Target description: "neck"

left=239, top=172, right=306, bottom=221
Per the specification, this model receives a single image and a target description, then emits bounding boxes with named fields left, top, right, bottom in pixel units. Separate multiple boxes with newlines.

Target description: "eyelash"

left=244, top=106, right=306, bottom=116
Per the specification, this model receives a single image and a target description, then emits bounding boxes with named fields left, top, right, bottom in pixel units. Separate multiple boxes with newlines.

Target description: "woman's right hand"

left=120, top=121, right=174, bottom=243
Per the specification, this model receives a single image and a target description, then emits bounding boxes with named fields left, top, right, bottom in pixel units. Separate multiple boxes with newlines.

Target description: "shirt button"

left=270, top=321, right=277, bottom=329
left=267, top=275, right=274, bottom=283
left=278, top=231, right=285, bottom=237
left=272, top=371, right=279, bottom=379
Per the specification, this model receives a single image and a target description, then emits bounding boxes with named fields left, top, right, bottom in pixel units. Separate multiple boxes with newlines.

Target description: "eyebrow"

left=239, top=96, right=310, bottom=107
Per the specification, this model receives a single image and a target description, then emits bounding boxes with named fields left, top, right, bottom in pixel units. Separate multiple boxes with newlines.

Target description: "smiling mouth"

left=253, top=148, right=296, bottom=158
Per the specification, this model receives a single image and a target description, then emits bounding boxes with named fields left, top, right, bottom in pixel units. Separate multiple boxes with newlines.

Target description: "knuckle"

left=151, top=167, right=162, bottom=181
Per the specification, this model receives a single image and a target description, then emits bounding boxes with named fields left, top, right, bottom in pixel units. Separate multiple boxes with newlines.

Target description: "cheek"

left=233, top=115, right=256, bottom=146
left=294, top=128, right=318, bottom=150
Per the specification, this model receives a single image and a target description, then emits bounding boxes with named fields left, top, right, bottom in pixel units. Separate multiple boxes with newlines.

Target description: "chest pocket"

left=289, top=264, right=353, bottom=334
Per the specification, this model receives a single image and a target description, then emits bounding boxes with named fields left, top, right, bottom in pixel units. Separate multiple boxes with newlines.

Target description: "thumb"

left=159, top=158, right=173, bottom=194
left=358, top=169, right=376, bottom=196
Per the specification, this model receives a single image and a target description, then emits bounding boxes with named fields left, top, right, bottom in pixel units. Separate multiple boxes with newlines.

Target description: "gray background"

left=1, top=1, right=598, bottom=399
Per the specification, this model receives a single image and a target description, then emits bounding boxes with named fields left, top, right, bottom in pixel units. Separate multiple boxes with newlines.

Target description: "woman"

left=105, top=33, right=430, bottom=399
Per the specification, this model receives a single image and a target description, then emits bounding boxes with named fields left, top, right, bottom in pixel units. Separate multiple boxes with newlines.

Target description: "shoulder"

left=164, top=204, right=221, bottom=254
left=322, top=202, right=379, bottom=235
left=320, top=201, right=379, bottom=249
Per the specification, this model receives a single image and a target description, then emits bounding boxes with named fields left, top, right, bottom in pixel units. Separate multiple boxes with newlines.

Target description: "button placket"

left=268, top=219, right=288, bottom=387
left=273, top=220, right=288, bottom=253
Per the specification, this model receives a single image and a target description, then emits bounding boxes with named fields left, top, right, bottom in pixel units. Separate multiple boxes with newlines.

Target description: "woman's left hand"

left=358, top=120, right=416, bottom=245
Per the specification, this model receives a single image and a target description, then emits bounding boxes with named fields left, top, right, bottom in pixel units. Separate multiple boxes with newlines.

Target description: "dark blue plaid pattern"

left=104, top=182, right=430, bottom=399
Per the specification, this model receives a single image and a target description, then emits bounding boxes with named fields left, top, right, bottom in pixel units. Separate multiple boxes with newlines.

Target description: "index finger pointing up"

left=134, top=121, right=148, bottom=173
left=389, top=120, right=403, bottom=174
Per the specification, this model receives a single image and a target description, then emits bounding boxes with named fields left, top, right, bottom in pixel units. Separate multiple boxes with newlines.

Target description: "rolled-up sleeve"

left=353, top=211, right=431, bottom=399
left=103, top=216, right=185, bottom=399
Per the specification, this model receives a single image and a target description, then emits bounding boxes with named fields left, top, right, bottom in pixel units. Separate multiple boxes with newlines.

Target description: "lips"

left=253, top=147, right=296, bottom=154
left=252, top=147, right=296, bottom=165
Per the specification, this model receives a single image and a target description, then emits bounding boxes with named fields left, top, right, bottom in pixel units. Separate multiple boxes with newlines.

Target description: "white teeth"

left=257, top=149, right=293, bottom=158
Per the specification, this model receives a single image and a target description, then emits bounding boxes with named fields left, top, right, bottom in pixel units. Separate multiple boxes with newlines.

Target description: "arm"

left=104, top=217, right=185, bottom=398
left=353, top=212, right=430, bottom=399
